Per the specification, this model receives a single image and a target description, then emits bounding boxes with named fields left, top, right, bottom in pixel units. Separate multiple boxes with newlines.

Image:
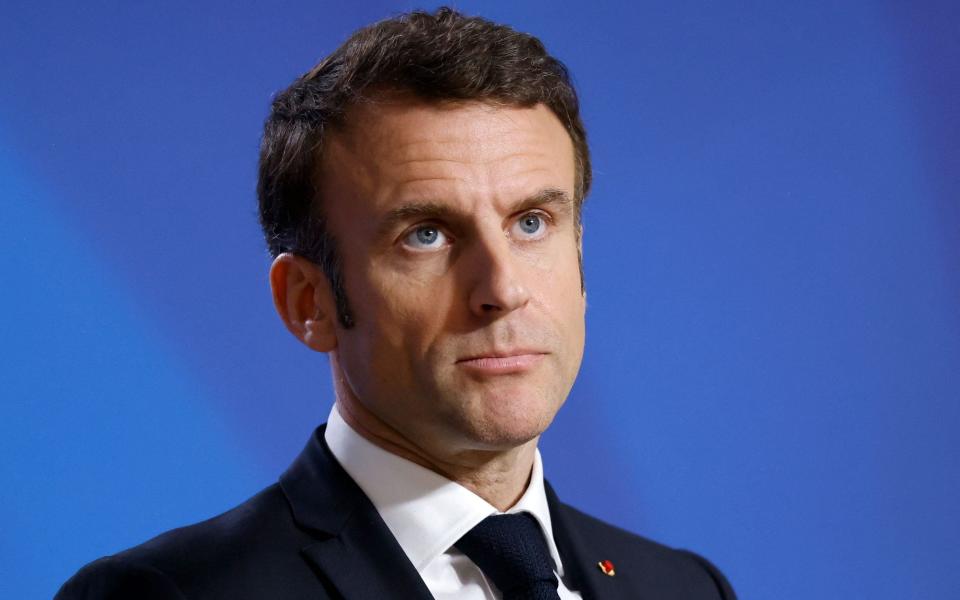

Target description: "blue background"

left=2, top=2, right=958, bottom=598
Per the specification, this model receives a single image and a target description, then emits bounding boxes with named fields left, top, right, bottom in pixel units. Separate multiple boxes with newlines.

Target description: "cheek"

left=363, top=267, right=455, bottom=357
left=535, top=250, right=586, bottom=350
left=536, top=239, right=586, bottom=302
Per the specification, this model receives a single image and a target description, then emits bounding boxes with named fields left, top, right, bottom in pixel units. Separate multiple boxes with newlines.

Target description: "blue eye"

left=519, top=214, right=541, bottom=234
left=403, top=225, right=448, bottom=249
left=416, top=227, right=439, bottom=244
left=514, top=212, right=546, bottom=239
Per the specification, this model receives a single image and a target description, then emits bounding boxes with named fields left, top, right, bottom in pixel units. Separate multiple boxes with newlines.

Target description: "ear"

left=269, top=253, right=338, bottom=352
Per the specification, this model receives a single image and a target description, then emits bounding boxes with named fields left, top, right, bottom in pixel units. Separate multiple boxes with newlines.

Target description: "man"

left=58, top=8, right=735, bottom=599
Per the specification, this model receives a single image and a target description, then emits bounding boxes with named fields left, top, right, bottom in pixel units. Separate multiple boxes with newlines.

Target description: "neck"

left=334, top=388, right=537, bottom=512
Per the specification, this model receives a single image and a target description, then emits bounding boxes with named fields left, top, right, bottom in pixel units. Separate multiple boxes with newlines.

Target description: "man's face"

left=320, top=98, right=585, bottom=455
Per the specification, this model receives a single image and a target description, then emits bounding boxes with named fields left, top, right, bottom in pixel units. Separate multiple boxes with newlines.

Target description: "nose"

left=467, top=231, right=531, bottom=318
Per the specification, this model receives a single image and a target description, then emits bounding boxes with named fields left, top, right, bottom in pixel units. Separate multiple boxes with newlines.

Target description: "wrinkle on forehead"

left=390, top=151, right=557, bottom=169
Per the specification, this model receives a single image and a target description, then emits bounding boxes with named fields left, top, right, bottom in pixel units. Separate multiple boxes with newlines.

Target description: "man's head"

left=261, top=8, right=591, bottom=463
left=259, top=7, right=590, bottom=328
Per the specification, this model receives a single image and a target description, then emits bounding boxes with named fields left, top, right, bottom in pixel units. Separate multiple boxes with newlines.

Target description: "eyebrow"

left=377, top=187, right=574, bottom=236
left=514, top=187, right=575, bottom=214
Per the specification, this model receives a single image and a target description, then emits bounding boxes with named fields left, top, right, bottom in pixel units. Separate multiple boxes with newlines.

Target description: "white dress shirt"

left=324, top=405, right=583, bottom=600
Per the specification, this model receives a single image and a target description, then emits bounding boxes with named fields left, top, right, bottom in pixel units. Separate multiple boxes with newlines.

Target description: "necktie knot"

left=454, top=513, right=561, bottom=600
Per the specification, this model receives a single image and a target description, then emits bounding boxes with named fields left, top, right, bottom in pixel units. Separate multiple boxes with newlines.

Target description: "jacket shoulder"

left=555, top=501, right=737, bottom=600
left=56, top=483, right=322, bottom=600
left=55, top=554, right=186, bottom=600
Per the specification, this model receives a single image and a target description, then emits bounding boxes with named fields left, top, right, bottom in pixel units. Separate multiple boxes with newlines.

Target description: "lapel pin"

left=597, top=559, right=616, bottom=576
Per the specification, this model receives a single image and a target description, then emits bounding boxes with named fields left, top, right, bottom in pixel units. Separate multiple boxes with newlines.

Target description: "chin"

left=458, top=392, right=562, bottom=450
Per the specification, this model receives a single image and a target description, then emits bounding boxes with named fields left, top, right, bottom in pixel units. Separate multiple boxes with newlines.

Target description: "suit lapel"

left=280, top=426, right=433, bottom=600
left=546, top=481, right=633, bottom=600
left=299, top=516, right=434, bottom=600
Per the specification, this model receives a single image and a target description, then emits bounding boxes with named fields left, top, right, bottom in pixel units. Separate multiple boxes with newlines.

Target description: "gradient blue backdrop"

left=3, top=2, right=958, bottom=598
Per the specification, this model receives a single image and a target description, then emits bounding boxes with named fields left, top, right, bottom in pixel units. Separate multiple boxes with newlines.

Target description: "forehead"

left=319, top=98, right=576, bottom=209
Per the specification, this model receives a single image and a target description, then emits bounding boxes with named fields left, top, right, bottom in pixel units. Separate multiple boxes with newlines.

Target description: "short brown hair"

left=257, top=7, right=590, bottom=327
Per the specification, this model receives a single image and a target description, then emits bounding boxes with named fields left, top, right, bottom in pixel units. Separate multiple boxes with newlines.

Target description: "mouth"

left=455, top=351, right=548, bottom=375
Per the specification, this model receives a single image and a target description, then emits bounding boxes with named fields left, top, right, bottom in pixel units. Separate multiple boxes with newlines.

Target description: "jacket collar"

left=279, top=425, right=434, bottom=600
left=546, top=481, right=633, bottom=600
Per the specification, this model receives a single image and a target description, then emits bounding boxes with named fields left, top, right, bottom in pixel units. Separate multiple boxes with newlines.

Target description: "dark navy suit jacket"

left=56, top=425, right=736, bottom=599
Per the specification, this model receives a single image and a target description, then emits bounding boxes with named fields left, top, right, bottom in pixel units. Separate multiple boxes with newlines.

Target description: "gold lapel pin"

left=597, top=559, right=616, bottom=576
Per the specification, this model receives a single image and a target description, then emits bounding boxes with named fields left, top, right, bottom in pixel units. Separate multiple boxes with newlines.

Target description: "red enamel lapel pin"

left=597, top=559, right=616, bottom=576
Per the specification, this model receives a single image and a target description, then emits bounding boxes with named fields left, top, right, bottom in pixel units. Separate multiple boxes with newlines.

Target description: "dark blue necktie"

left=454, top=513, right=562, bottom=600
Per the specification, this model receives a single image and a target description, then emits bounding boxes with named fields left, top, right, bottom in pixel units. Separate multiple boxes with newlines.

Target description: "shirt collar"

left=324, top=404, right=565, bottom=576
